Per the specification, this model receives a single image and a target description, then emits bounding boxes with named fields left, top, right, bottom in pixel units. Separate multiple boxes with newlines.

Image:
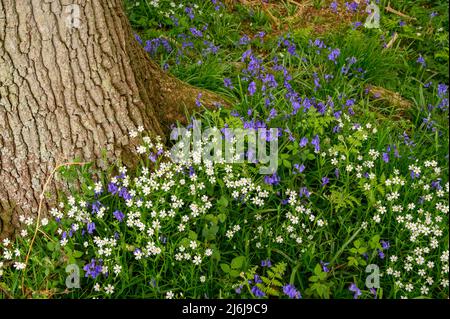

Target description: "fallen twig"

left=385, top=5, right=416, bottom=20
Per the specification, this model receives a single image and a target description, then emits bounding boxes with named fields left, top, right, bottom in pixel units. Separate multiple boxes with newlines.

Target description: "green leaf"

left=218, top=214, right=226, bottom=223
left=72, top=250, right=83, bottom=258
left=220, top=263, right=230, bottom=273
left=188, top=231, right=198, bottom=240
left=313, top=263, right=322, bottom=276
left=283, top=159, right=292, bottom=169
left=217, top=195, right=229, bottom=208
left=231, top=256, right=246, bottom=269
left=47, top=242, right=55, bottom=252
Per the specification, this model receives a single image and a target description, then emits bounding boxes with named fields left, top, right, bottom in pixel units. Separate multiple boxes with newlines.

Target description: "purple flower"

left=108, top=182, right=119, bottom=195
left=352, top=21, right=363, bottom=29
left=294, top=164, right=305, bottom=174
left=438, top=84, right=448, bottom=98
left=345, top=99, right=355, bottom=107
left=328, top=48, right=340, bottom=63
left=380, top=240, right=390, bottom=250
left=335, top=168, right=340, bottom=179
left=195, top=93, right=202, bottom=107
left=224, top=78, right=234, bottom=89
left=251, top=285, right=266, bottom=298
left=264, top=173, right=280, bottom=186
left=330, top=1, right=338, bottom=13
left=261, top=259, right=272, bottom=267
left=87, top=222, right=96, bottom=234
left=399, top=20, right=406, bottom=27
left=299, top=187, right=310, bottom=198
left=235, top=285, right=243, bottom=294
left=370, top=288, right=377, bottom=299
left=320, top=261, right=330, bottom=273
left=349, top=283, right=362, bottom=299
left=254, top=274, right=263, bottom=284
left=382, top=152, right=389, bottom=163
left=84, top=259, right=103, bottom=279
left=113, top=210, right=125, bottom=222
left=377, top=248, right=385, bottom=259
left=282, top=284, right=301, bottom=299
left=248, top=81, right=257, bottom=96
left=239, top=34, right=250, bottom=45
left=321, top=176, right=329, bottom=187
left=190, top=27, right=203, bottom=37
left=311, top=135, right=320, bottom=152
left=417, top=55, right=426, bottom=67
left=299, top=137, right=309, bottom=147
left=119, top=187, right=132, bottom=200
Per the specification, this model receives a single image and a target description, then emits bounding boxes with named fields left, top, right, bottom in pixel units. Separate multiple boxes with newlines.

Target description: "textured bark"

left=0, top=0, right=226, bottom=236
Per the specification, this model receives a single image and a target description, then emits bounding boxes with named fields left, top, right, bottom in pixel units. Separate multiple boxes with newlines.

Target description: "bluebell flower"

left=349, top=283, right=361, bottom=299
left=86, top=222, right=96, bottom=234
left=113, top=210, right=124, bottom=222
left=224, top=78, right=233, bottom=89
left=299, top=187, right=310, bottom=198
left=380, top=240, right=390, bottom=250
left=264, top=173, right=280, bottom=186
left=417, top=55, right=426, bottom=67
left=382, top=152, right=389, bottom=163
left=330, top=1, right=338, bottom=13
left=294, top=164, right=305, bottom=174
left=84, top=259, right=103, bottom=279
left=251, top=285, right=265, bottom=298
left=248, top=81, right=257, bottom=96
left=320, top=261, right=330, bottom=273
left=328, top=48, right=340, bottom=63
left=108, top=182, right=119, bottom=195
left=311, top=135, right=320, bottom=152
left=239, top=34, right=250, bottom=45
left=261, top=259, right=272, bottom=267
left=438, top=83, right=448, bottom=98
left=282, top=284, right=301, bottom=299
left=299, top=137, right=309, bottom=148
left=321, top=176, right=329, bottom=187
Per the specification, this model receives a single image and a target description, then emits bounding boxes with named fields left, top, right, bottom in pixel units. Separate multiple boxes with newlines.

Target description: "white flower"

left=200, top=276, right=206, bottom=283
left=189, top=240, right=198, bottom=250
left=166, top=291, right=174, bottom=299
left=113, top=264, right=122, bottom=275
left=13, top=262, right=26, bottom=270
left=104, top=284, right=115, bottom=295
left=193, top=255, right=202, bottom=265
left=2, top=238, right=11, bottom=247
left=205, top=249, right=213, bottom=257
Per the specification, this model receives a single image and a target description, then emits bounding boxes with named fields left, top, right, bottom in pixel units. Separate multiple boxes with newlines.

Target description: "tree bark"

left=0, top=0, right=226, bottom=236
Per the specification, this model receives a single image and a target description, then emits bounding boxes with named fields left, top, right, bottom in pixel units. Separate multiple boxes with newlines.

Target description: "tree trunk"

left=0, top=0, right=226, bottom=236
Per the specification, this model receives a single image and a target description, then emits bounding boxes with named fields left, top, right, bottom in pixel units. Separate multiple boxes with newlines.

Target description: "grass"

left=0, top=0, right=448, bottom=299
